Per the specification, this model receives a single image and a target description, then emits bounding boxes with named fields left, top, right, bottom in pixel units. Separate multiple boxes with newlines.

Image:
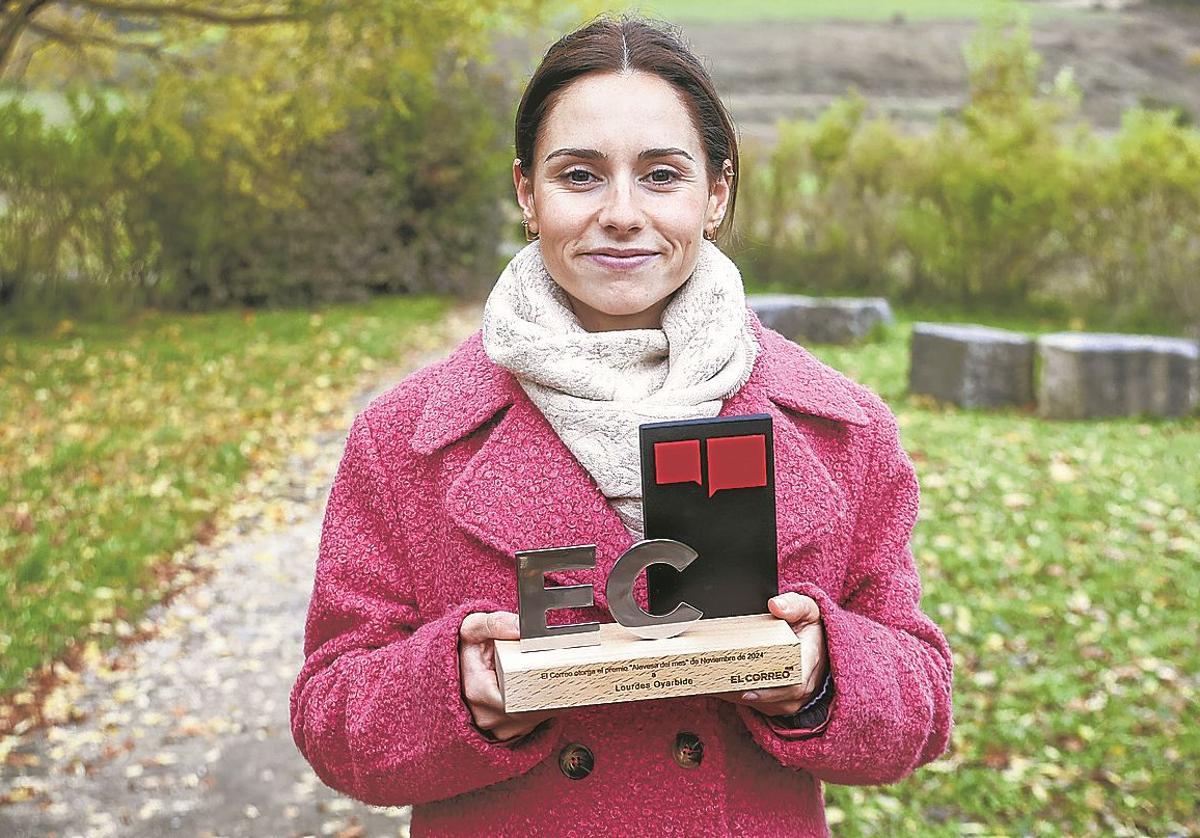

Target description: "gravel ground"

left=0, top=306, right=483, bottom=838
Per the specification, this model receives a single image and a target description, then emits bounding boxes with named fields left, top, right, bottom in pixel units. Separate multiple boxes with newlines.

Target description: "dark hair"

left=514, top=14, right=739, bottom=240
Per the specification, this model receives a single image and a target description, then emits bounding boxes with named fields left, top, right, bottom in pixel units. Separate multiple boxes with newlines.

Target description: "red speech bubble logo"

left=654, top=439, right=702, bottom=486
left=706, top=434, right=767, bottom=497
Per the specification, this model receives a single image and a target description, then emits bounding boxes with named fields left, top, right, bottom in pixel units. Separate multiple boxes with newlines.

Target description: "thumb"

left=768, top=593, right=820, bottom=625
left=484, top=611, right=521, bottom=641
left=461, top=611, right=520, bottom=643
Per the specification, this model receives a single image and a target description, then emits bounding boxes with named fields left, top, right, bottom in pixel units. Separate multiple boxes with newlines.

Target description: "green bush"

left=731, top=13, right=1200, bottom=333
left=266, top=57, right=513, bottom=303
left=736, top=95, right=911, bottom=297
left=1066, top=108, right=1200, bottom=331
left=897, top=20, right=1079, bottom=308
left=0, top=94, right=142, bottom=323
left=0, top=1, right=541, bottom=328
left=121, top=59, right=513, bottom=311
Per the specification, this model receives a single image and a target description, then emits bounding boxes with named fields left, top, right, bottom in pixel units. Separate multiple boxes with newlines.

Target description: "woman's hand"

left=712, top=593, right=830, bottom=717
left=458, top=610, right=559, bottom=742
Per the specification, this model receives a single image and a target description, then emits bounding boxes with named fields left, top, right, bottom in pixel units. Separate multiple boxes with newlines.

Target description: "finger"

left=460, top=611, right=520, bottom=644
left=794, top=620, right=824, bottom=645
left=462, top=655, right=494, bottom=702
left=749, top=701, right=804, bottom=717
left=485, top=611, right=521, bottom=641
left=461, top=645, right=501, bottom=707
left=463, top=660, right=507, bottom=727
left=460, top=612, right=503, bottom=644
left=472, top=691, right=558, bottom=740
left=794, top=623, right=828, bottom=691
left=491, top=709, right=558, bottom=741
left=710, top=690, right=803, bottom=716
left=710, top=689, right=743, bottom=702
left=459, top=613, right=484, bottom=643
left=737, top=684, right=809, bottom=704
left=460, top=634, right=505, bottom=695
left=768, top=593, right=820, bottom=624
left=710, top=689, right=766, bottom=706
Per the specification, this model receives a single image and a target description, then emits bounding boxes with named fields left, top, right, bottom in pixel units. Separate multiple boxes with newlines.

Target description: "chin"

left=592, top=298, right=661, bottom=317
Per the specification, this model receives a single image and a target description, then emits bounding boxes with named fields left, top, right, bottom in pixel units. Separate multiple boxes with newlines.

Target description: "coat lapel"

left=410, top=312, right=872, bottom=612
left=411, top=333, right=633, bottom=611
left=444, top=394, right=635, bottom=611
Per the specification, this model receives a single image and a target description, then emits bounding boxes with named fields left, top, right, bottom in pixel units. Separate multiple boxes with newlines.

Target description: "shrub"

left=1066, top=108, right=1200, bottom=330
left=898, top=17, right=1080, bottom=307
left=0, top=0, right=544, bottom=328
left=123, top=58, right=513, bottom=311
left=730, top=13, right=1200, bottom=333
left=292, top=57, right=513, bottom=301
left=735, top=95, right=911, bottom=297
left=0, top=94, right=142, bottom=324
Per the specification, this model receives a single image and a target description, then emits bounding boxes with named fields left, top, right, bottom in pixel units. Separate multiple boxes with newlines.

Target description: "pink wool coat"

left=290, top=311, right=953, bottom=837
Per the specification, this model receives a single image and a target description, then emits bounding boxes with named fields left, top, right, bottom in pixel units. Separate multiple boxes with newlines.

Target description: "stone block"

left=1037, top=332, right=1199, bottom=420
left=749, top=294, right=893, bottom=345
left=908, top=323, right=1035, bottom=409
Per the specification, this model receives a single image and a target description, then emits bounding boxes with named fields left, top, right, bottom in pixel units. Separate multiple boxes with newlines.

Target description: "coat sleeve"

left=289, top=411, right=561, bottom=807
left=735, top=403, right=954, bottom=785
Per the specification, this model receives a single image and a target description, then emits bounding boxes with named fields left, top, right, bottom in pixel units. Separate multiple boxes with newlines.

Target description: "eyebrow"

left=543, top=147, right=696, bottom=164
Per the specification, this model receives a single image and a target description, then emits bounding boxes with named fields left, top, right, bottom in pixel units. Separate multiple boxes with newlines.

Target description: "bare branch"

left=65, top=0, right=303, bottom=26
left=1, top=0, right=55, bottom=19
left=0, top=0, right=59, bottom=74
left=6, top=31, right=62, bottom=77
left=28, top=17, right=193, bottom=68
left=1, top=0, right=56, bottom=30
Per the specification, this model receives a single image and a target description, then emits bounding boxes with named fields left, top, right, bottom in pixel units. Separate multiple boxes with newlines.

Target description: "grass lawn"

left=615, top=0, right=1079, bottom=23
left=801, top=314, right=1199, bottom=835
left=0, top=296, right=451, bottom=701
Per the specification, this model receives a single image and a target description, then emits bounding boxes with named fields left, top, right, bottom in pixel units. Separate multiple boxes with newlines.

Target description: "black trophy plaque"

left=639, top=413, right=778, bottom=619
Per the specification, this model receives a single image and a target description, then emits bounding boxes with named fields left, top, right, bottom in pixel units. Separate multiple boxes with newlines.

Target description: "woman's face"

left=513, top=70, right=732, bottom=332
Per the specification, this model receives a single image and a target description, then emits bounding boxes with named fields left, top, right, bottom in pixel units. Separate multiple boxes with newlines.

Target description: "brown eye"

left=564, top=168, right=596, bottom=185
left=648, top=169, right=678, bottom=185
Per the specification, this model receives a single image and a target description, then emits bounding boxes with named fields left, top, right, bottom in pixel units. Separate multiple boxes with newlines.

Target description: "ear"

left=513, top=158, right=537, bottom=227
left=705, top=157, right=733, bottom=235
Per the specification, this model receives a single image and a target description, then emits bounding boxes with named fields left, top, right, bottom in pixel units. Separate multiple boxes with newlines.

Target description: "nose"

left=597, top=174, right=645, bottom=235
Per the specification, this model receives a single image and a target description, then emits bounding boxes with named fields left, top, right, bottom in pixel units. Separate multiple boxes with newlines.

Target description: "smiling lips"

left=585, top=248, right=659, bottom=270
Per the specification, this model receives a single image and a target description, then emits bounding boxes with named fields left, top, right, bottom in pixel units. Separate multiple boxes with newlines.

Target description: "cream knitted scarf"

left=481, top=239, right=760, bottom=541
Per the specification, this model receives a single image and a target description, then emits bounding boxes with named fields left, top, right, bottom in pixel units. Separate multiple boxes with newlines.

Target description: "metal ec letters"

left=515, top=538, right=704, bottom=652
left=516, top=545, right=600, bottom=652
left=605, top=539, right=703, bottom=639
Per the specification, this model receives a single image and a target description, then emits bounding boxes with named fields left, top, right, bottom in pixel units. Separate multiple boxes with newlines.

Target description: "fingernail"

left=742, top=691, right=759, bottom=701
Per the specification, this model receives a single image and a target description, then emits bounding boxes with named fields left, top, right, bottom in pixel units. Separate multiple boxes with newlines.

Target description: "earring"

left=523, top=219, right=539, bottom=242
left=703, top=228, right=717, bottom=242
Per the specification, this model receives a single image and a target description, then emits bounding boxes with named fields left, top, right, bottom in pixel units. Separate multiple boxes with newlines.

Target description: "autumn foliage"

left=0, top=1, right=551, bottom=324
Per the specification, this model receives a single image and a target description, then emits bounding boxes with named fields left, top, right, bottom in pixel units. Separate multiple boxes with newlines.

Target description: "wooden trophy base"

left=494, top=613, right=806, bottom=713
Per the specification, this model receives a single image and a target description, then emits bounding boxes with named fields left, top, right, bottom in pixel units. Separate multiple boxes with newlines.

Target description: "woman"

left=290, top=15, right=952, bottom=837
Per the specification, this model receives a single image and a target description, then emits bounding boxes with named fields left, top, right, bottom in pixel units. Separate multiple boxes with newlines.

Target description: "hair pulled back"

left=514, top=14, right=739, bottom=239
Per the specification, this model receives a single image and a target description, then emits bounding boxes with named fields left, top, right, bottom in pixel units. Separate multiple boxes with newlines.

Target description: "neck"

left=566, top=293, right=672, bottom=332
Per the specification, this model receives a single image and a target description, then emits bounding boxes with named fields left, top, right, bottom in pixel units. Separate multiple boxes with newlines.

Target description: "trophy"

left=493, top=414, right=812, bottom=713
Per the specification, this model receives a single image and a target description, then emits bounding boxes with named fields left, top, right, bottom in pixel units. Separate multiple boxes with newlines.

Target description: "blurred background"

left=1, top=1, right=1198, bottom=835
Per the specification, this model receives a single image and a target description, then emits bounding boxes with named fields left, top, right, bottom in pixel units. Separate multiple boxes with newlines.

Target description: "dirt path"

left=659, top=5, right=1200, bottom=144
left=0, top=305, right=482, bottom=838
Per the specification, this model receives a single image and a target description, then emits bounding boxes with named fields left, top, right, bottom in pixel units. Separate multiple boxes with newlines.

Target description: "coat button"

left=673, top=731, right=704, bottom=769
left=558, top=743, right=594, bottom=780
